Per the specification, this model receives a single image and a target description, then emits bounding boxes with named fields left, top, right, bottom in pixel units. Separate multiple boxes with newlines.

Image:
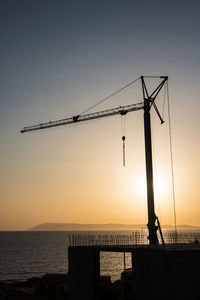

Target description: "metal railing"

left=68, top=231, right=200, bottom=247
left=68, top=231, right=147, bottom=247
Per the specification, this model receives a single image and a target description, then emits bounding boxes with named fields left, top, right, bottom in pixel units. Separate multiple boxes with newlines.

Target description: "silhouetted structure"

left=21, top=76, right=168, bottom=244
left=21, top=77, right=200, bottom=299
left=68, top=242, right=200, bottom=300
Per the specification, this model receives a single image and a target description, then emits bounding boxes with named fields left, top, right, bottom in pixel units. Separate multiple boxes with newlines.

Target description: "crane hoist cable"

left=121, top=114, right=126, bottom=167
left=79, top=76, right=140, bottom=168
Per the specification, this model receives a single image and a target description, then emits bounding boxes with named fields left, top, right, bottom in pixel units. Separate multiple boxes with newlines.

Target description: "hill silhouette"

left=29, top=223, right=200, bottom=231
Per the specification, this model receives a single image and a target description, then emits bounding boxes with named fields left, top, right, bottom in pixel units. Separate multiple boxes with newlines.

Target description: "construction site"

left=21, top=76, right=200, bottom=300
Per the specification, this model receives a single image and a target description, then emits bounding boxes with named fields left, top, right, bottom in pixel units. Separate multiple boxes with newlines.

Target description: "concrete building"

left=68, top=244, right=200, bottom=300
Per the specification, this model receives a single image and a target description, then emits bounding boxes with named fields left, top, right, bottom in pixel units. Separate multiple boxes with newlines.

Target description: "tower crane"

left=21, top=76, right=168, bottom=245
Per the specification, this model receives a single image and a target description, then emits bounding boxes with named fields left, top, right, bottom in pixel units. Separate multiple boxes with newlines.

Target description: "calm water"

left=0, top=231, right=132, bottom=282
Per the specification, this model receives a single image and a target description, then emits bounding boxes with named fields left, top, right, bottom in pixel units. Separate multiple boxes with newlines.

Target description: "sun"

left=136, top=174, right=166, bottom=199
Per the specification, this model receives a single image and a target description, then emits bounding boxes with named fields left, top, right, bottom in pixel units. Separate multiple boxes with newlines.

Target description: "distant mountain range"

left=29, top=223, right=200, bottom=231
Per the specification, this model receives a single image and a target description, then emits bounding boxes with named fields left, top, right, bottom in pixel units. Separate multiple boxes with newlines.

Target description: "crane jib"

left=21, top=102, right=144, bottom=133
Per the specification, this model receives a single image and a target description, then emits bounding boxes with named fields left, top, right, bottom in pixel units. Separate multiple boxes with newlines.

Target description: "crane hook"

left=122, top=135, right=126, bottom=167
left=121, top=113, right=126, bottom=167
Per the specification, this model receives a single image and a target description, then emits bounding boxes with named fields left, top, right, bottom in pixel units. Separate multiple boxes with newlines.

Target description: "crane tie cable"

left=162, top=82, right=167, bottom=119
left=79, top=77, right=140, bottom=115
left=166, top=81, right=178, bottom=241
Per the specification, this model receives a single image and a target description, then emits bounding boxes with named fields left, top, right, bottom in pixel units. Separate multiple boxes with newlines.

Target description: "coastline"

left=0, top=272, right=130, bottom=300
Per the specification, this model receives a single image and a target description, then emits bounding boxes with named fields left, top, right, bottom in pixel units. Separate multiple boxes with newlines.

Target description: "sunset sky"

left=1, top=0, right=200, bottom=230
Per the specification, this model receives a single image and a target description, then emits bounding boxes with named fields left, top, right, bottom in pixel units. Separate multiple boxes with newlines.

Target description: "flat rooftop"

left=69, top=243, right=200, bottom=252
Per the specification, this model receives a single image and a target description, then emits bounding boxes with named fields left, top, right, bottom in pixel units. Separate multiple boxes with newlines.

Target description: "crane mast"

left=141, top=76, right=168, bottom=244
left=21, top=76, right=168, bottom=245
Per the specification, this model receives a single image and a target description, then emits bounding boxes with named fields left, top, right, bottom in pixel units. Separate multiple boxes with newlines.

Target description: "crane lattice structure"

left=21, top=76, right=168, bottom=245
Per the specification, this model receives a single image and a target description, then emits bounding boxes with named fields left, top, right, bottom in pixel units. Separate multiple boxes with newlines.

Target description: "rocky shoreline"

left=0, top=274, right=69, bottom=300
left=0, top=272, right=133, bottom=300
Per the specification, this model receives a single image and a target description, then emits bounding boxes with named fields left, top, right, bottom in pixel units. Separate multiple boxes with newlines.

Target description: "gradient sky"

left=0, top=0, right=200, bottom=230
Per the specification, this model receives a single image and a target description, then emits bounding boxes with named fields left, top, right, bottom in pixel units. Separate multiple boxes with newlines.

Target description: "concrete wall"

left=133, top=248, right=200, bottom=300
left=68, top=246, right=200, bottom=300
left=68, top=246, right=100, bottom=300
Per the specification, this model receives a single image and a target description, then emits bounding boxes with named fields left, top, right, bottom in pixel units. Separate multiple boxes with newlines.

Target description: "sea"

left=0, top=231, right=132, bottom=282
